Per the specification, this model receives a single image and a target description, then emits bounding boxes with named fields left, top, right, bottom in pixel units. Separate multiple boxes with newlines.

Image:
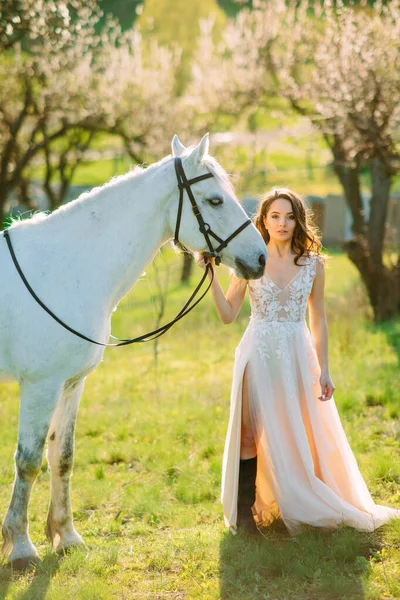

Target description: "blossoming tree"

left=0, top=1, right=185, bottom=220
left=191, top=0, right=400, bottom=320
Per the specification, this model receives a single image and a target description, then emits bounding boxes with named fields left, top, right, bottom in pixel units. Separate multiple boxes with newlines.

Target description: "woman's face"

left=263, top=198, right=296, bottom=243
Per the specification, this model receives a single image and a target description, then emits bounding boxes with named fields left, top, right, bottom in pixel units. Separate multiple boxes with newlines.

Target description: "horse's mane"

left=8, top=150, right=237, bottom=230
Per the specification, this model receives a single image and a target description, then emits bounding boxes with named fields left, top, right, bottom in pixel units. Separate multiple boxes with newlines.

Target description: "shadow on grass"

left=0, top=553, right=61, bottom=600
left=220, top=520, right=383, bottom=600
left=375, top=319, right=400, bottom=362
left=0, top=562, right=12, bottom=600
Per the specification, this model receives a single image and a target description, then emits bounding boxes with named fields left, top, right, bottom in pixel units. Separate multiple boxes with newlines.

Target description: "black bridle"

left=3, top=157, right=252, bottom=347
left=174, top=157, right=251, bottom=265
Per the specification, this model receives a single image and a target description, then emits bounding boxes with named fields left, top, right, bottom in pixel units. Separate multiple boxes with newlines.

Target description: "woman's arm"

left=308, top=259, right=335, bottom=401
left=196, top=253, right=247, bottom=324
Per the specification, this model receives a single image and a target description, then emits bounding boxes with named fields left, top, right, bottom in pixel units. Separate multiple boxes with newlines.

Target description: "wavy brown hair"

left=254, top=188, right=323, bottom=265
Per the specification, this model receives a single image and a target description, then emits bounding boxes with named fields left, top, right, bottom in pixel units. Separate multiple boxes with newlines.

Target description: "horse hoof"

left=9, top=555, right=41, bottom=572
left=56, top=540, right=86, bottom=556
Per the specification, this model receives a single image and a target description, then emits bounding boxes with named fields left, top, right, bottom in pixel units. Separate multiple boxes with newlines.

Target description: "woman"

left=197, top=187, right=400, bottom=535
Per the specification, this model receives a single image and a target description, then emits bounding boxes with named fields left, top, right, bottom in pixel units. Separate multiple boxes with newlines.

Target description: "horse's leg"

left=2, top=378, right=63, bottom=570
left=45, top=377, right=85, bottom=554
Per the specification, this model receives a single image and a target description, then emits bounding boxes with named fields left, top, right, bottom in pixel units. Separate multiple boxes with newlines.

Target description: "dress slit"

left=240, top=364, right=257, bottom=457
left=221, top=254, right=400, bottom=533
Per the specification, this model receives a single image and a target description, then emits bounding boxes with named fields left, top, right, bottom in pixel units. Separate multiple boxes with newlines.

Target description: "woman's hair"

left=254, top=188, right=323, bottom=265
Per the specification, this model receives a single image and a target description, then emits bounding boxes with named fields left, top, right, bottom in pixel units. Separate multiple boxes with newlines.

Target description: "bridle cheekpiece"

left=173, top=157, right=251, bottom=266
left=2, top=156, right=253, bottom=347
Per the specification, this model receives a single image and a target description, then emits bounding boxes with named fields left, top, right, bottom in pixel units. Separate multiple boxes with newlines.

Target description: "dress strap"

left=307, top=254, right=320, bottom=280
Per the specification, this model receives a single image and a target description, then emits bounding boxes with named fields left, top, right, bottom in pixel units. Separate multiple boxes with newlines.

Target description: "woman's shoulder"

left=292, top=252, right=322, bottom=268
left=306, top=252, right=325, bottom=266
left=306, top=253, right=327, bottom=284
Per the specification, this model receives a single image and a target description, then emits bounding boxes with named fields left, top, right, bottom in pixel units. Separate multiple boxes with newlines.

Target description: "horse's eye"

left=207, top=197, right=223, bottom=207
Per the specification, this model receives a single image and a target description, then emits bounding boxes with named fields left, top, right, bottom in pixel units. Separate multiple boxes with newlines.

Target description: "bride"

left=197, top=187, right=400, bottom=535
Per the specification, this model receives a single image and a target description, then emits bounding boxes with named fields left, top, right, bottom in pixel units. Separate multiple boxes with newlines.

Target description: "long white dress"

left=221, top=254, right=400, bottom=534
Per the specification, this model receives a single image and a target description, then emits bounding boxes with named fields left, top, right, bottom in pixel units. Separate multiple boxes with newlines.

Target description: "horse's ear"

left=171, top=134, right=186, bottom=157
left=190, top=133, right=210, bottom=164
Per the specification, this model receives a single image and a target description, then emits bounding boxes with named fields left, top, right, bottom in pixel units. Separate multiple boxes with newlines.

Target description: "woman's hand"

left=195, top=252, right=215, bottom=270
left=318, top=373, right=335, bottom=401
left=196, top=254, right=246, bottom=323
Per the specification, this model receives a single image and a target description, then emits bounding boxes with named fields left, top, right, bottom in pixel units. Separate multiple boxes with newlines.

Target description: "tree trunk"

left=181, top=252, right=194, bottom=284
left=332, top=150, right=400, bottom=321
left=0, top=202, right=5, bottom=231
left=0, top=183, right=9, bottom=230
left=333, top=162, right=366, bottom=236
left=368, top=157, right=391, bottom=269
left=344, top=236, right=400, bottom=321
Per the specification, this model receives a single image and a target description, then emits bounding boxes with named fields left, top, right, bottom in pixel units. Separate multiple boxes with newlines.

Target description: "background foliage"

left=1, top=1, right=400, bottom=596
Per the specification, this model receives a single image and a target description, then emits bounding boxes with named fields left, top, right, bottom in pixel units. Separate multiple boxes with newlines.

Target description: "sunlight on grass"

left=1, top=250, right=400, bottom=599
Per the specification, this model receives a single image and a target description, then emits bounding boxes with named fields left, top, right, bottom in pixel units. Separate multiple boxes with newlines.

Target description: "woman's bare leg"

left=240, top=366, right=257, bottom=459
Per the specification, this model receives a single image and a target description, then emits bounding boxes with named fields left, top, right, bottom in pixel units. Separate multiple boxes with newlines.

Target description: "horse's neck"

left=50, top=161, right=175, bottom=311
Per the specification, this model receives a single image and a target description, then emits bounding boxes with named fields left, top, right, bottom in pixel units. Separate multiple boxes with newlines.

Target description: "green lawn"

left=1, top=250, right=400, bottom=599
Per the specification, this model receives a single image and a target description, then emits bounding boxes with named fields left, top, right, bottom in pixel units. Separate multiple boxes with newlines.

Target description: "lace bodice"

left=248, top=254, right=322, bottom=323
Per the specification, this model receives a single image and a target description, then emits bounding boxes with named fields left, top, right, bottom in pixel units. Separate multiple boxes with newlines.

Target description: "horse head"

left=169, top=134, right=267, bottom=280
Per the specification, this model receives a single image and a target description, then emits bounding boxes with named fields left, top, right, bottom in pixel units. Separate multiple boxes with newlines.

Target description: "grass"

left=0, top=250, right=400, bottom=598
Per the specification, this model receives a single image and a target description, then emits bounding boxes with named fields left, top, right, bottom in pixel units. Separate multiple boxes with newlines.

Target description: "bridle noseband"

left=3, top=157, right=252, bottom=347
left=173, top=157, right=251, bottom=265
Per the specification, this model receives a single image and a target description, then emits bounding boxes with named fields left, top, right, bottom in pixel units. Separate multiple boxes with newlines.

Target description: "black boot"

left=237, top=456, right=259, bottom=535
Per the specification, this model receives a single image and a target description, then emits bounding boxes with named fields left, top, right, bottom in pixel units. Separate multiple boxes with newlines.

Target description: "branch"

left=0, top=79, right=33, bottom=188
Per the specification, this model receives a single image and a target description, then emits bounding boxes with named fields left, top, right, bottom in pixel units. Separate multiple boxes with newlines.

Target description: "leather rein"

left=3, top=156, right=251, bottom=347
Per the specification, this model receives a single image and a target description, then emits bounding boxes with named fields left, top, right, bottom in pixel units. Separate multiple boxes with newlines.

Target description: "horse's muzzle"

left=235, top=253, right=266, bottom=280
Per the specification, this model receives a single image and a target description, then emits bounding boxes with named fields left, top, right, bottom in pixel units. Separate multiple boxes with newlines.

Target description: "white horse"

left=0, top=133, right=267, bottom=569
